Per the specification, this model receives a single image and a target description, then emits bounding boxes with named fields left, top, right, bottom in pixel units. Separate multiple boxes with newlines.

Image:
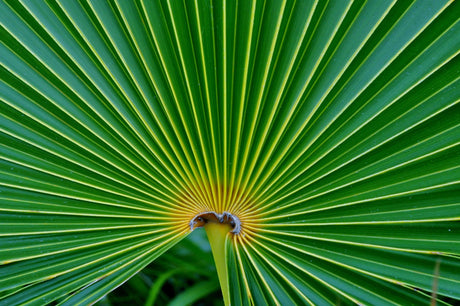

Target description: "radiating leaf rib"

left=240, top=0, right=346, bottom=202
left=0, top=113, right=172, bottom=204
left=53, top=4, right=191, bottom=196
left=0, top=226, right=173, bottom=263
left=21, top=0, right=164, bottom=160
left=267, top=88, right=460, bottom=209
left=263, top=130, right=460, bottom=219
left=55, top=235, right=183, bottom=306
left=132, top=1, right=206, bottom=205
left=164, top=1, right=214, bottom=194
left=249, top=2, right=458, bottom=211
left=0, top=228, right=184, bottom=290
left=0, top=145, right=178, bottom=211
left=232, top=0, right=287, bottom=210
left=247, top=234, right=364, bottom=305
left=227, top=0, right=258, bottom=211
left=190, top=1, right=220, bottom=189
left=0, top=61, right=180, bottom=204
left=255, top=223, right=460, bottom=255
left=252, top=233, right=460, bottom=301
left=247, top=235, right=428, bottom=306
left=263, top=83, right=460, bottom=205
left=0, top=13, right=158, bottom=181
left=245, top=239, right=315, bottom=305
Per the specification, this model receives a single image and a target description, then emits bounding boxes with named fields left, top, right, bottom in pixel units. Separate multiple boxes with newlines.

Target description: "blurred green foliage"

left=97, top=229, right=222, bottom=306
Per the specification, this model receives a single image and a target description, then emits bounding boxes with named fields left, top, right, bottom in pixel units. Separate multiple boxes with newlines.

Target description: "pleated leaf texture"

left=1, top=0, right=460, bottom=305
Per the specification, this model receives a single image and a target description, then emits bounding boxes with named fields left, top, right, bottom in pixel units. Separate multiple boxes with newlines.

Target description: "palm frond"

left=1, top=0, right=459, bottom=305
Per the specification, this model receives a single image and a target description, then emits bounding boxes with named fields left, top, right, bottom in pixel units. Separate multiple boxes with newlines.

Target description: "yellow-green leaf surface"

left=1, top=0, right=459, bottom=305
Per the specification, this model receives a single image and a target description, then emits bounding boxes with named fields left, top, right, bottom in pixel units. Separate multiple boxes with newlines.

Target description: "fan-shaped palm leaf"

left=1, top=0, right=459, bottom=305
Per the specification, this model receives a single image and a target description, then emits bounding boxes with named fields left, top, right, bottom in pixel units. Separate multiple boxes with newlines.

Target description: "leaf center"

left=190, top=211, right=242, bottom=234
